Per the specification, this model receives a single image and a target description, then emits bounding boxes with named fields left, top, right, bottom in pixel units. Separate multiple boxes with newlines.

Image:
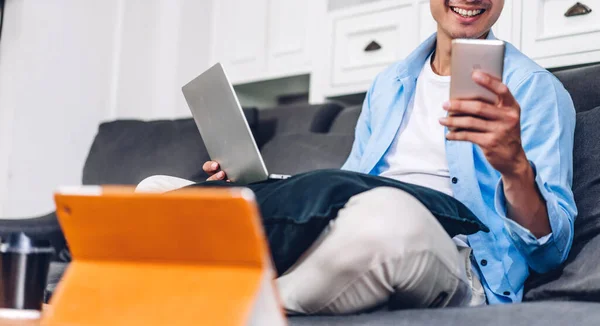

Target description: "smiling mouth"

left=450, top=6, right=486, bottom=18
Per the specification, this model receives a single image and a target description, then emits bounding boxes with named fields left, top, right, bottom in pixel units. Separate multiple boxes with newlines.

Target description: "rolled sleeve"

left=493, top=71, right=578, bottom=274
left=494, top=161, right=573, bottom=273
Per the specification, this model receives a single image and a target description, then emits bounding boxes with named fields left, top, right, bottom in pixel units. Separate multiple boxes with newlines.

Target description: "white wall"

left=0, top=0, right=121, bottom=217
left=0, top=0, right=213, bottom=217
left=113, top=0, right=213, bottom=120
left=328, top=0, right=383, bottom=11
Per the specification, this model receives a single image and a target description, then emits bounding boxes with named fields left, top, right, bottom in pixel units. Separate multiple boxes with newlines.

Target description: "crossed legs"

left=136, top=176, right=483, bottom=314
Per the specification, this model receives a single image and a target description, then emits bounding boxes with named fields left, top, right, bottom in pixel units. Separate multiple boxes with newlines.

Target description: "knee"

left=135, top=175, right=193, bottom=193
left=338, top=187, right=441, bottom=254
left=135, top=176, right=168, bottom=193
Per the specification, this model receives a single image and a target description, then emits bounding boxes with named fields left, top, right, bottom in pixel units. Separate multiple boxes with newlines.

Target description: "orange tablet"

left=44, top=186, right=285, bottom=326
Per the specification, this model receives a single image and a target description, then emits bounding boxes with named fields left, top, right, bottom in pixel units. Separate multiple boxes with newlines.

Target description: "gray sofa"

left=4, top=63, right=600, bottom=325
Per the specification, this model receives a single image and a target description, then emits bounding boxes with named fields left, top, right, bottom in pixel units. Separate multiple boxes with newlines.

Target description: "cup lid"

left=0, top=233, right=54, bottom=254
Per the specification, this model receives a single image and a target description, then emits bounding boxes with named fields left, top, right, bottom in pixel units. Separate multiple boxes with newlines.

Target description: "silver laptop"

left=182, top=63, right=290, bottom=184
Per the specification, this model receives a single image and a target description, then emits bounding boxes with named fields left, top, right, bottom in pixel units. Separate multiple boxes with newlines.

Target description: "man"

left=137, top=0, right=576, bottom=315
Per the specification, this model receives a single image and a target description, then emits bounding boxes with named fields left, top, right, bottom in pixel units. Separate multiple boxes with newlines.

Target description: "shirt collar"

left=395, top=30, right=497, bottom=81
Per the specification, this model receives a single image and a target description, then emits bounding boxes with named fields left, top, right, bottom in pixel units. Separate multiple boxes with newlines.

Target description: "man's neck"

left=431, top=29, right=490, bottom=77
left=431, top=31, right=453, bottom=76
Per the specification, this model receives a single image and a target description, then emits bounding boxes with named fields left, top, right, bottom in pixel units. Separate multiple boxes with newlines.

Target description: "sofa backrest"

left=82, top=108, right=259, bottom=185
left=525, top=106, right=600, bottom=302
left=254, top=103, right=344, bottom=147
left=553, top=62, right=600, bottom=113
left=80, top=63, right=599, bottom=186
left=259, top=104, right=360, bottom=175
left=82, top=119, right=210, bottom=186
left=329, top=105, right=362, bottom=135
left=520, top=55, right=600, bottom=304
left=81, top=104, right=346, bottom=185
left=261, top=133, right=355, bottom=175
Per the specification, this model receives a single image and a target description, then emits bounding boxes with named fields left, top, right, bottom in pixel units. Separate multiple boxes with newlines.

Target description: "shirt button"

left=480, top=259, right=488, bottom=266
left=503, top=291, right=511, bottom=296
left=452, top=177, right=458, bottom=184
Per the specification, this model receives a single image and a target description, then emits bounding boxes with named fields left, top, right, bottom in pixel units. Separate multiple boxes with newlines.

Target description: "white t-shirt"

left=380, top=54, right=453, bottom=196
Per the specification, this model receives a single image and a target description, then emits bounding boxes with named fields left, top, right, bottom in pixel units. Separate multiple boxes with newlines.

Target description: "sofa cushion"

left=289, top=302, right=600, bottom=326
left=310, top=103, right=346, bottom=133
left=82, top=119, right=210, bottom=185
left=329, top=105, right=361, bottom=135
left=525, top=106, right=600, bottom=302
left=82, top=108, right=259, bottom=185
left=553, top=63, right=600, bottom=113
left=261, top=133, right=354, bottom=175
left=255, top=104, right=337, bottom=148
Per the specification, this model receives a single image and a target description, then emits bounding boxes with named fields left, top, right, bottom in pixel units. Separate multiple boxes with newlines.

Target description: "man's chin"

left=448, top=29, right=489, bottom=40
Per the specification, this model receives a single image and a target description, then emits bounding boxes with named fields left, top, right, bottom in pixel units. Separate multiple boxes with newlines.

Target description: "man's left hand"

left=439, top=71, right=530, bottom=177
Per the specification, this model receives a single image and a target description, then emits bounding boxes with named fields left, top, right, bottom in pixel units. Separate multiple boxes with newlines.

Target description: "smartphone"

left=450, top=39, right=505, bottom=104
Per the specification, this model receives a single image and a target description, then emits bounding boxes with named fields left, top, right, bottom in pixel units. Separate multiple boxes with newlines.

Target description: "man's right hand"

left=203, top=161, right=228, bottom=181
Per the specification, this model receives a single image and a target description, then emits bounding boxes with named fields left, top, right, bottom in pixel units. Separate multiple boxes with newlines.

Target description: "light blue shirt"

left=341, top=32, right=577, bottom=304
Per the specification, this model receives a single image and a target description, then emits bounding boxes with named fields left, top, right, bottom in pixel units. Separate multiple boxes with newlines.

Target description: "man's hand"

left=439, top=71, right=551, bottom=238
left=203, top=161, right=229, bottom=181
left=439, top=71, right=529, bottom=177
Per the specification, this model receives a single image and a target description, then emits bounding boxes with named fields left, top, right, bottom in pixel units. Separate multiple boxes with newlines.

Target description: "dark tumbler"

left=0, top=233, right=54, bottom=312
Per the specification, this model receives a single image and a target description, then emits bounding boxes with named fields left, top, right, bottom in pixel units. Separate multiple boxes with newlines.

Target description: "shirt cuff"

left=493, top=161, right=570, bottom=273
left=502, top=217, right=552, bottom=246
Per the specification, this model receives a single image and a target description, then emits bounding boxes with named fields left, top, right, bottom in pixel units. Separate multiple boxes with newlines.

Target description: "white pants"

left=137, top=176, right=486, bottom=314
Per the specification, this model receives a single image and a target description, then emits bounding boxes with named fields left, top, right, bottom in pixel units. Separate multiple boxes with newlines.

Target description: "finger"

left=472, top=71, right=515, bottom=105
left=207, top=171, right=226, bottom=181
left=443, top=100, right=502, bottom=120
left=446, top=130, right=491, bottom=147
left=202, top=161, right=220, bottom=174
left=439, top=116, right=492, bottom=132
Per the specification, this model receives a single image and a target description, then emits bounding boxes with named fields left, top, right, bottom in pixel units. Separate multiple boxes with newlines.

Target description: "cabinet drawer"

left=331, top=4, right=416, bottom=87
left=522, top=0, right=600, bottom=60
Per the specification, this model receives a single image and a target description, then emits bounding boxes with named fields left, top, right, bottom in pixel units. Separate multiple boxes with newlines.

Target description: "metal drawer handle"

left=565, top=2, right=592, bottom=17
left=364, top=41, right=382, bottom=52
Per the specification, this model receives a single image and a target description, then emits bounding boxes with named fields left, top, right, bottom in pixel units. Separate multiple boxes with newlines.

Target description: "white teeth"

left=452, top=7, right=483, bottom=17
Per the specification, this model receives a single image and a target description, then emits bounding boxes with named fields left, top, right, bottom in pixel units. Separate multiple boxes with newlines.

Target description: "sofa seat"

left=289, top=301, right=600, bottom=326
left=46, top=261, right=600, bottom=326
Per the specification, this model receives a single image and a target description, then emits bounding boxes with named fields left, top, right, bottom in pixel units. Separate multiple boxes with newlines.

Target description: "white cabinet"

left=211, top=0, right=268, bottom=84
left=493, top=0, right=520, bottom=45
left=332, top=4, right=416, bottom=88
left=209, top=0, right=600, bottom=102
left=267, top=0, right=312, bottom=77
left=319, top=0, right=419, bottom=98
left=521, top=0, right=600, bottom=67
left=211, top=0, right=313, bottom=85
left=311, top=0, right=600, bottom=102
left=316, top=0, right=522, bottom=99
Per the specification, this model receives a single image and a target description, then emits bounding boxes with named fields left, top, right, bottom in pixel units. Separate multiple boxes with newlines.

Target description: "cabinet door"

left=212, top=0, right=268, bottom=84
left=331, top=3, right=417, bottom=90
left=522, top=0, right=600, bottom=64
left=266, top=0, right=312, bottom=77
